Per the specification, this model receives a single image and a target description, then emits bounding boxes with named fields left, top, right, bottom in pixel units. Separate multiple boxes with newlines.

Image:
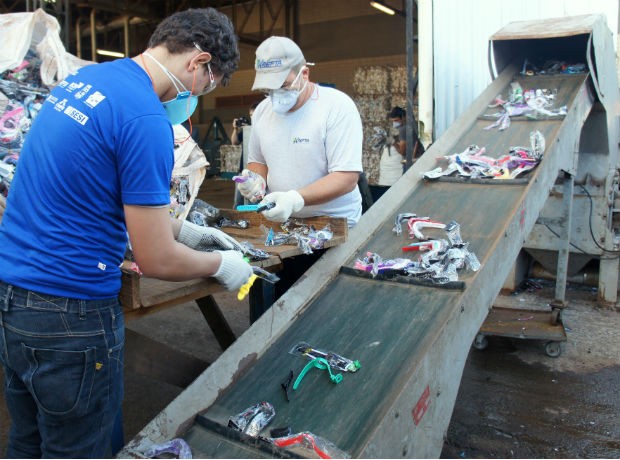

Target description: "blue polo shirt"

left=0, top=58, right=174, bottom=299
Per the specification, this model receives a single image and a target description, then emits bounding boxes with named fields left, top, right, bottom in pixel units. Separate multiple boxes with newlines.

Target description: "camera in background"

left=234, top=116, right=251, bottom=128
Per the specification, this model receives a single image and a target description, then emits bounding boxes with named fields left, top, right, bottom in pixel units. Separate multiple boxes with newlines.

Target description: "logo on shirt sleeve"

left=64, top=106, right=89, bottom=125
left=67, top=82, right=84, bottom=93
left=54, top=99, right=67, bottom=111
left=84, top=91, right=106, bottom=108
left=75, top=84, right=92, bottom=99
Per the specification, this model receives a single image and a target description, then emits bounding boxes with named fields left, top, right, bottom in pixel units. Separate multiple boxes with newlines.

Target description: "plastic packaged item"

left=144, top=438, right=192, bottom=459
left=272, top=431, right=350, bottom=459
left=293, top=357, right=343, bottom=390
left=392, top=212, right=416, bottom=235
left=236, top=202, right=276, bottom=212
left=445, top=220, right=463, bottom=246
left=465, top=250, right=481, bottom=272
left=186, top=198, right=220, bottom=227
left=354, top=252, right=414, bottom=277
left=407, top=217, right=446, bottom=240
left=529, top=130, right=545, bottom=159
left=509, top=81, right=524, bottom=104
left=290, top=342, right=361, bottom=373
left=232, top=169, right=266, bottom=203
left=228, top=401, right=275, bottom=438
left=216, top=217, right=249, bottom=229
left=402, top=240, right=444, bottom=252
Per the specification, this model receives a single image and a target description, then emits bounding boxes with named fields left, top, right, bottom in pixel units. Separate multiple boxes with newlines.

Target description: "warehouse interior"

left=2, top=2, right=620, bottom=458
left=0, top=0, right=414, bottom=177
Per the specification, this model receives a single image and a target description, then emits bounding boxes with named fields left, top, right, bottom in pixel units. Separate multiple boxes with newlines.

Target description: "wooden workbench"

left=119, top=211, right=347, bottom=350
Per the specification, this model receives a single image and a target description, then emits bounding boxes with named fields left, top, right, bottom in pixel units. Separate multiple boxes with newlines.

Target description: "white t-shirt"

left=378, top=145, right=403, bottom=186
left=249, top=84, right=363, bottom=226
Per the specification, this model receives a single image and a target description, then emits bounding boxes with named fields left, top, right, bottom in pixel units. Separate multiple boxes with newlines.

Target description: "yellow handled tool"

left=237, top=274, right=258, bottom=301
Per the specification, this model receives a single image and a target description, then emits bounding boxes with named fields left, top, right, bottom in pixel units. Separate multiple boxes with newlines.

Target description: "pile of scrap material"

left=0, top=9, right=91, bottom=197
left=352, top=64, right=411, bottom=184
left=423, top=130, right=545, bottom=181
left=354, top=217, right=480, bottom=285
left=0, top=51, right=49, bottom=195
left=484, top=82, right=566, bottom=131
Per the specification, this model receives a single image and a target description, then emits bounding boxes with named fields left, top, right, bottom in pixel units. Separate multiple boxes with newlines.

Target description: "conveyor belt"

left=120, top=15, right=620, bottom=459
left=161, top=69, right=593, bottom=457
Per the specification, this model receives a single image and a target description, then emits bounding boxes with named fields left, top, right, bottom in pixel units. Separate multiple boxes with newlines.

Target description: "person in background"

left=369, top=126, right=403, bottom=202
left=235, top=35, right=363, bottom=320
left=0, top=8, right=252, bottom=458
left=231, top=100, right=259, bottom=146
left=388, top=105, right=424, bottom=169
left=388, top=106, right=407, bottom=160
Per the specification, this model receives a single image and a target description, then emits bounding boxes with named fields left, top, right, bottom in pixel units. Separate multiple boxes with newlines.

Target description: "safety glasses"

left=193, top=42, right=217, bottom=96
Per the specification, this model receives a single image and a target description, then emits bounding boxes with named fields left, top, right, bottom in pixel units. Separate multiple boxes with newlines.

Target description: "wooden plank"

left=119, top=268, right=140, bottom=310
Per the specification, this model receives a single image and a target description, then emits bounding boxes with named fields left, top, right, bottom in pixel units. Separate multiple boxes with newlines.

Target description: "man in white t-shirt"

left=236, top=36, right=363, bottom=228
left=236, top=36, right=363, bottom=320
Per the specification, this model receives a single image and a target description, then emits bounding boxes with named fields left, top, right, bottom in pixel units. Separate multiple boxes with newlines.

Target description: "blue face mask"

left=143, top=52, right=198, bottom=125
left=162, top=93, right=198, bottom=126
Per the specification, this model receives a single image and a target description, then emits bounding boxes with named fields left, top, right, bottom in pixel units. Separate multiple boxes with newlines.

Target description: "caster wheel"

left=473, top=334, right=488, bottom=350
left=544, top=341, right=562, bottom=358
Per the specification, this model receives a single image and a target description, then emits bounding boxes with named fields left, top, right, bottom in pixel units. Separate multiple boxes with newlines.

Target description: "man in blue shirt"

left=0, top=8, right=252, bottom=458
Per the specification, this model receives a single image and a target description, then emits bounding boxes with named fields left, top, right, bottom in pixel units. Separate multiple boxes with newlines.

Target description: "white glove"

left=261, top=190, right=304, bottom=222
left=213, top=250, right=253, bottom=291
left=177, top=221, right=244, bottom=252
left=233, top=169, right=266, bottom=203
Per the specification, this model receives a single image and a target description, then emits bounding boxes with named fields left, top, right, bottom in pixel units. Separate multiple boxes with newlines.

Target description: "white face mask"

left=392, top=121, right=401, bottom=128
left=269, top=68, right=307, bottom=114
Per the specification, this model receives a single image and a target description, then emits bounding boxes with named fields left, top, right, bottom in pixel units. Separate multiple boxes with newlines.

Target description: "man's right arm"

left=125, top=204, right=221, bottom=280
left=231, top=120, right=241, bottom=145
left=124, top=205, right=251, bottom=290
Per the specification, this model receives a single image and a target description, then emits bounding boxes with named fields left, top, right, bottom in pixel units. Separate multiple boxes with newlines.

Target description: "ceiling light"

left=96, top=49, right=125, bottom=58
left=370, top=1, right=395, bottom=15
left=370, top=1, right=405, bottom=17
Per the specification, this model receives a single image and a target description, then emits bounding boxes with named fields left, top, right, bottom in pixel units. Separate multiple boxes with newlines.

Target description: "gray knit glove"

left=178, top=220, right=243, bottom=252
left=213, top=250, right=253, bottom=291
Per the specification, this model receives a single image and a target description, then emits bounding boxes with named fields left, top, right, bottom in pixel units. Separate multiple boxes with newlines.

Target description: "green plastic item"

left=293, top=357, right=343, bottom=390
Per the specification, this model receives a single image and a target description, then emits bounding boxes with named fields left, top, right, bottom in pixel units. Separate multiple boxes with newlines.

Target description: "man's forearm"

left=298, top=171, right=359, bottom=206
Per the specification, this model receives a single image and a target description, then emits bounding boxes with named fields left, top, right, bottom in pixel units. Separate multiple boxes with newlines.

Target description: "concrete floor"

left=441, top=282, right=620, bottom=458
left=1, top=178, right=620, bottom=458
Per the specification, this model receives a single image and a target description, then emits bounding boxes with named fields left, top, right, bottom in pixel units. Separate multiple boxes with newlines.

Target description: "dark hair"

left=148, top=8, right=240, bottom=86
left=249, top=100, right=260, bottom=110
left=389, top=106, right=406, bottom=118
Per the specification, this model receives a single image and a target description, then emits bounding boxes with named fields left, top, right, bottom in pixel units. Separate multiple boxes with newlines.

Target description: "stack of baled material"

left=352, top=65, right=410, bottom=185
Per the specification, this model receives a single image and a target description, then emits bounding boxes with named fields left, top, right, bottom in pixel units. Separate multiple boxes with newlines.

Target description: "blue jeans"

left=0, top=281, right=124, bottom=458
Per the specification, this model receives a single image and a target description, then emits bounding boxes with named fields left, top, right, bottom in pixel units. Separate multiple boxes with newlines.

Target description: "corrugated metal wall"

left=431, top=0, right=618, bottom=138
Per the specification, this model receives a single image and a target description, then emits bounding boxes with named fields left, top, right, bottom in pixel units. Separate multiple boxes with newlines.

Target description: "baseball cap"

left=252, top=36, right=306, bottom=91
